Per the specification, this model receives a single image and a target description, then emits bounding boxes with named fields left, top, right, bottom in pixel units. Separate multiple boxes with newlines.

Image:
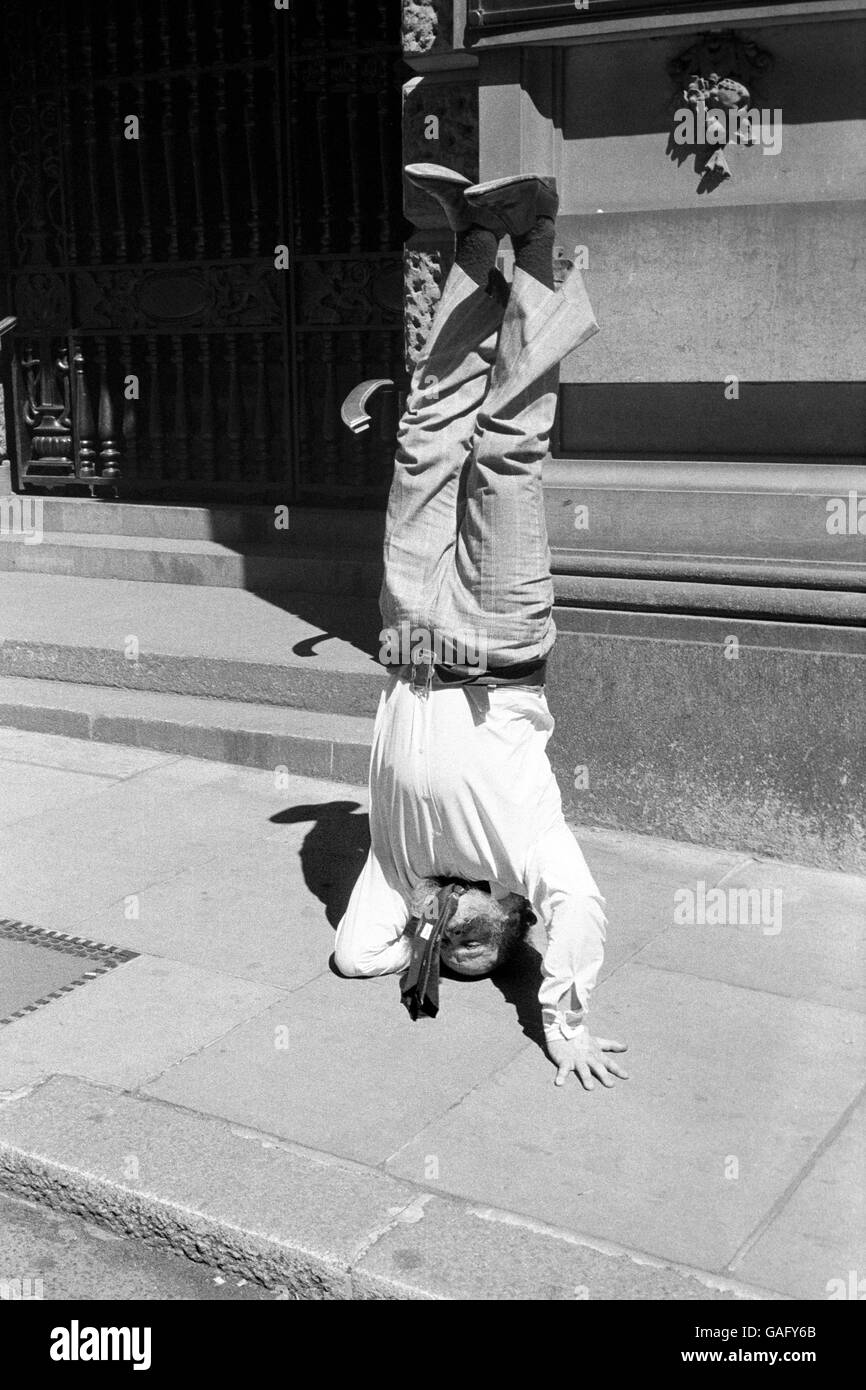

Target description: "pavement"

left=0, top=1190, right=282, bottom=1300
left=0, top=727, right=862, bottom=1301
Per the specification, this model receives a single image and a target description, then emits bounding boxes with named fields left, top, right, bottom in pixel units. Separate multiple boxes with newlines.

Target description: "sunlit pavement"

left=0, top=729, right=862, bottom=1300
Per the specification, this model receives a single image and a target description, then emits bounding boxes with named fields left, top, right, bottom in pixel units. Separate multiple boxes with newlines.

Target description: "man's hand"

left=547, top=1030, right=629, bottom=1090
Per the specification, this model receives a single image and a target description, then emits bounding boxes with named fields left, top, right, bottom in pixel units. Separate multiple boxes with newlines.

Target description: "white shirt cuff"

left=542, top=1008, right=586, bottom=1043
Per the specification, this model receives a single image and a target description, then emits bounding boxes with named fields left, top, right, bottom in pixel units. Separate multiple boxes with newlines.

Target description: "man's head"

left=409, top=879, right=535, bottom=978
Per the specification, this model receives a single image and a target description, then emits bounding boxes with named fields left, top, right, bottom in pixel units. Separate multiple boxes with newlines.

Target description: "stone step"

left=0, top=529, right=382, bottom=593
left=2, top=497, right=386, bottom=548
left=0, top=675, right=373, bottom=783
left=0, top=572, right=387, bottom=717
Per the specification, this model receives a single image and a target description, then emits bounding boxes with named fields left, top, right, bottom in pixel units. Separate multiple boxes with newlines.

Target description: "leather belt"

left=392, top=661, right=546, bottom=693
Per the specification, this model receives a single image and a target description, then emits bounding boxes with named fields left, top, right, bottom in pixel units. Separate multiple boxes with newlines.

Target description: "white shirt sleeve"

left=522, top=819, right=607, bottom=1040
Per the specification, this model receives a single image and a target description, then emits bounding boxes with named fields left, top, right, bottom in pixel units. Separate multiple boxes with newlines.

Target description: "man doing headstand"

left=334, top=165, right=628, bottom=1091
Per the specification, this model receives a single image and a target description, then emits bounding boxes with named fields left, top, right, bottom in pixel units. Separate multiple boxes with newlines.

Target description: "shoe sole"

left=404, top=164, right=475, bottom=232
left=465, top=175, right=558, bottom=237
left=404, top=163, right=472, bottom=190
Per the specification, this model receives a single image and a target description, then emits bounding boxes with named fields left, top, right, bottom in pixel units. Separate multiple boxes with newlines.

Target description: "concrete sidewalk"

left=0, top=728, right=862, bottom=1300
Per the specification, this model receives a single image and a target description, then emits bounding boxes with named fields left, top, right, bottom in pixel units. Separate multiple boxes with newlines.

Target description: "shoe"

left=404, top=163, right=474, bottom=232
left=464, top=174, right=558, bottom=239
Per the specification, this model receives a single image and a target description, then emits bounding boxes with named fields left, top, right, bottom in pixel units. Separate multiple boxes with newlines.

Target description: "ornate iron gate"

left=0, top=0, right=404, bottom=503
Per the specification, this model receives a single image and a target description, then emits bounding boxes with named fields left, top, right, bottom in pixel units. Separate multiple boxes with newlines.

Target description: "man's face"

left=438, top=889, right=526, bottom=978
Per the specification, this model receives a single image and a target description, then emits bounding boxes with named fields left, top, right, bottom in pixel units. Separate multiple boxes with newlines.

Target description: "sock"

left=485, top=265, right=511, bottom=309
left=512, top=215, right=556, bottom=290
left=454, top=224, right=499, bottom=287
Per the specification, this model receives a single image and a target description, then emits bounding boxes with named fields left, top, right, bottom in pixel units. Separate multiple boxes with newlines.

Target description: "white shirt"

left=335, top=673, right=606, bottom=1039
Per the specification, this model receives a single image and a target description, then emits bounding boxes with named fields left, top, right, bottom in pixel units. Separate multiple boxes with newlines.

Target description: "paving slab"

left=81, top=836, right=351, bottom=990
left=8, top=754, right=288, bottom=846
left=384, top=964, right=865, bottom=1272
left=0, top=741, right=369, bottom=951
left=0, top=761, right=115, bottom=828
left=0, top=757, right=297, bottom=925
left=0, top=956, right=281, bottom=1093
left=735, top=1098, right=866, bottom=1300
left=353, top=1195, right=770, bottom=1301
left=0, top=1077, right=421, bottom=1299
left=145, top=967, right=533, bottom=1165
left=0, top=727, right=176, bottom=778
left=633, top=859, right=866, bottom=1013
left=0, top=890, right=73, bottom=936
left=0, top=1079, right=782, bottom=1301
left=578, top=830, right=745, bottom=982
left=0, top=830, right=239, bottom=931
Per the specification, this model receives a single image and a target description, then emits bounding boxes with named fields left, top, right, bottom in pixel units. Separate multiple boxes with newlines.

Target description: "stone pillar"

left=401, top=1, right=477, bottom=366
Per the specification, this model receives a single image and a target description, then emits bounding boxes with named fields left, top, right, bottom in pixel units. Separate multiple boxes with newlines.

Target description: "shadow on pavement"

left=269, top=800, right=370, bottom=928
left=486, top=940, right=546, bottom=1051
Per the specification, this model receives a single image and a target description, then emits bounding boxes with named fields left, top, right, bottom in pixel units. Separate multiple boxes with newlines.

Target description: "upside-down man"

left=334, top=165, right=628, bottom=1091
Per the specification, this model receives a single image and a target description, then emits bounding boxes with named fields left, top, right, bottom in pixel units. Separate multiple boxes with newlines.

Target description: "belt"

left=392, top=661, right=546, bottom=695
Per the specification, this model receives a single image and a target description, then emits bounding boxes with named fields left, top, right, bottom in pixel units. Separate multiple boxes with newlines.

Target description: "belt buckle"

left=409, top=652, right=435, bottom=697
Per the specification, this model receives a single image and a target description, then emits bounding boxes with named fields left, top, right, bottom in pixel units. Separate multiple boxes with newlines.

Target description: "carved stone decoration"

left=50, top=263, right=286, bottom=332
left=668, top=30, right=774, bottom=102
left=138, top=273, right=211, bottom=322
left=402, top=0, right=455, bottom=57
left=7, top=100, right=66, bottom=269
left=667, top=30, right=774, bottom=192
left=404, top=241, right=450, bottom=366
left=297, top=259, right=403, bottom=328
left=680, top=74, right=753, bottom=182
left=10, top=272, right=69, bottom=332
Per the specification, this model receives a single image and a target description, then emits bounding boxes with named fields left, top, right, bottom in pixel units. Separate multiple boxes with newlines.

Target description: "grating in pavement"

left=0, top=919, right=137, bottom=1025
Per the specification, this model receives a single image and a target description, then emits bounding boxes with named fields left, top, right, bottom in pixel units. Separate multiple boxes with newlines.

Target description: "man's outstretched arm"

left=523, top=821, right=629, bottom=1090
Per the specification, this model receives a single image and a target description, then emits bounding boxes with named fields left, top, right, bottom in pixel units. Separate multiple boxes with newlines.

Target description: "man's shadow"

left=452, top=938, right=547, bottom=1051
left=269, top=799, right=370, bottom=927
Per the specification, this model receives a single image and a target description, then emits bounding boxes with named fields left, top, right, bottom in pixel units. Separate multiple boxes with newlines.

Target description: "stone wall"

left=401, top=1, right=478, bottom=366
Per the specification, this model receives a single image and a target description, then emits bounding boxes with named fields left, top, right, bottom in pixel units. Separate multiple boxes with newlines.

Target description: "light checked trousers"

left=336, top=260, right=606, bottom=1027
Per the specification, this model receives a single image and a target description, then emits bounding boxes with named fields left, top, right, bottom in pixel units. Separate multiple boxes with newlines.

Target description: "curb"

left=0, top=677, right=374, bottom=783
left=0, top=1077, right=786, bottom=1302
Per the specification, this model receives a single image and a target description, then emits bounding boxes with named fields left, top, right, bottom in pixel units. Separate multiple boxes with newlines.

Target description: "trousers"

left=380, top=262, right=598, bottom=666
left=335, top=259, right=607, bottom=1025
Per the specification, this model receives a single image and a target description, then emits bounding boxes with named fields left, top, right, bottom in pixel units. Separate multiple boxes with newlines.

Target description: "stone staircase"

left=0, top=499, right=389, bottom=782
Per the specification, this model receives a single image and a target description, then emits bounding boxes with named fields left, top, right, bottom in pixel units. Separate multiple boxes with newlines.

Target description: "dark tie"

left=401, top=884, right=468, bottom=1020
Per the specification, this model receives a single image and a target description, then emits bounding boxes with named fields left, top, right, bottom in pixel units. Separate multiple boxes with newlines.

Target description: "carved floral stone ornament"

left=667, top=31, right=777, bottom=191
left=681, top=73, right=753, bottom=181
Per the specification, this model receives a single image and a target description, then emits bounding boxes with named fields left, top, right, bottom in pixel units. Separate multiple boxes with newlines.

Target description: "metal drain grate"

left=0, top=919, right=138, bottom=1026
